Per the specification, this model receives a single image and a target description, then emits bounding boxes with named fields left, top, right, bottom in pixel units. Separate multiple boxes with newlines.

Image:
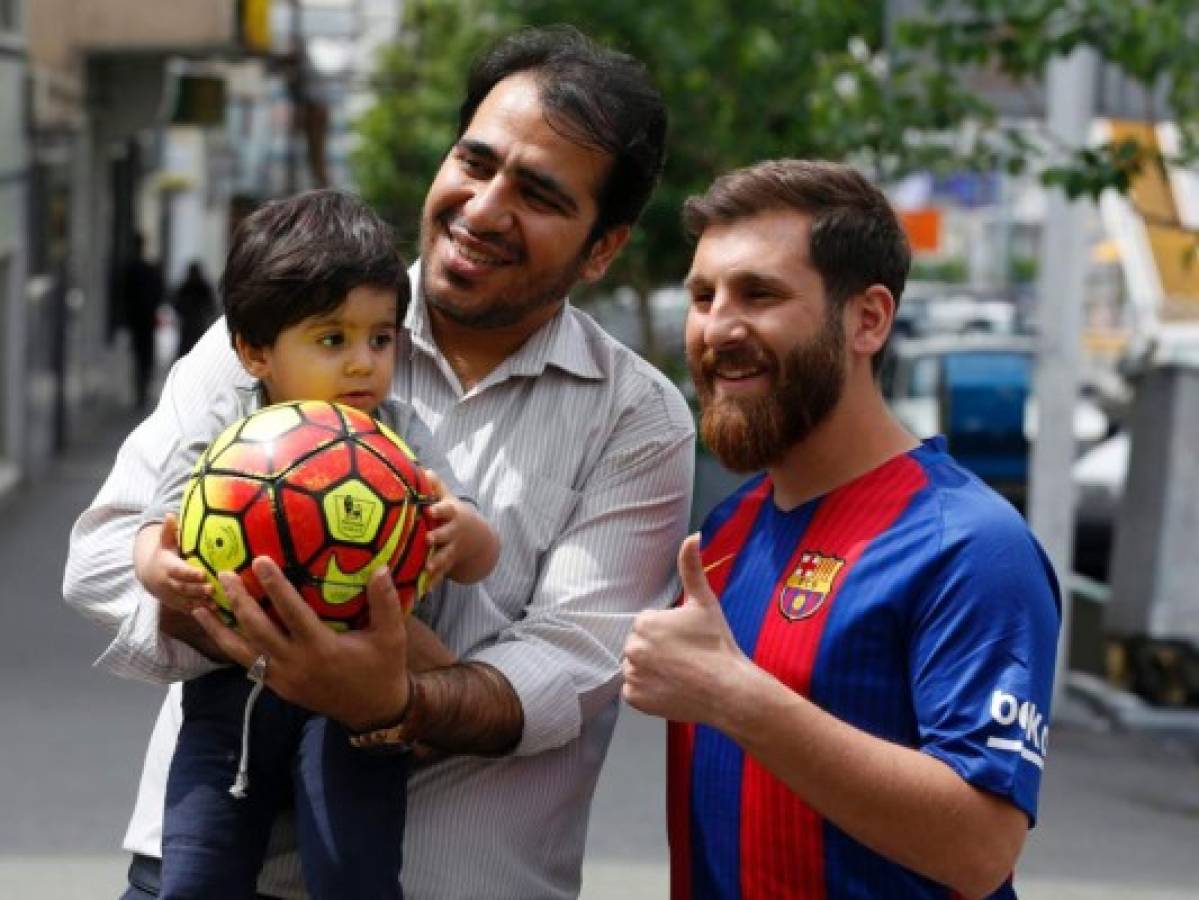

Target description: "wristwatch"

left=349, top=673, right=420, bottom=754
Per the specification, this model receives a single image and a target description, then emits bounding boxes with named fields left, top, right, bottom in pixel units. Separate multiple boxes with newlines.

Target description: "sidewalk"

left=0, top=399, right=162, bottom=900
left=3, top=404, right=1198, bottom=899
left=581, top=675, right=1199, bottom=898
left=1016, top=684, right=1199, bottom=898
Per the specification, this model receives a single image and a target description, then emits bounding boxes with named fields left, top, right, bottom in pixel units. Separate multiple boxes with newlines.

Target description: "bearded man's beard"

left=691, top=315, right=846, bottom=473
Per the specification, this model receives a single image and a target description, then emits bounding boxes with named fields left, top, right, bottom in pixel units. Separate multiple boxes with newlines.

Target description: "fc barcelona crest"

left=778, top=551, right=845, bottom=621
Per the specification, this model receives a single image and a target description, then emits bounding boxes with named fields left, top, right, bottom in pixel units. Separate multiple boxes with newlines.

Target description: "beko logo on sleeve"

left=986, top=689, right=1048, bottom=769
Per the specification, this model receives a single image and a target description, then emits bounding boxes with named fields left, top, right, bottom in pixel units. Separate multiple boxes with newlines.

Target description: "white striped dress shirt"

left=63, top=269, right=695, bottom=899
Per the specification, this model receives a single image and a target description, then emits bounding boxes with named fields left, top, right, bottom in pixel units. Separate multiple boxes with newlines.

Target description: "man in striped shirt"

left=622, top=160, right=1059, bottom=899
left=65, top=26, right=694, bottom=899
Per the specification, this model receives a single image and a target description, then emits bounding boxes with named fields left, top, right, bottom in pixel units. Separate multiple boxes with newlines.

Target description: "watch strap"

left=349, top=673, right=420, bottom=753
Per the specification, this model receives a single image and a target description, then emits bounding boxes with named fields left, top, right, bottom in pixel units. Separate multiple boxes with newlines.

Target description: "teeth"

left=453, top=237, right=506, bottom=266
left=717, top=368, right=762, bottom=379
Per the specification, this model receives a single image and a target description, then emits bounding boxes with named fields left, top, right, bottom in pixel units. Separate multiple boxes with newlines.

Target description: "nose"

left=460, top=174, right=514, bottom=235
left=702, top=289, right=748, bottom=348
left=344, top=340, right=374, bottom=376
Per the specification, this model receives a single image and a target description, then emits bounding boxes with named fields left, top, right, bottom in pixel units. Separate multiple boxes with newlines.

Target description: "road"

left=2, top=406, right=1197, bottom=898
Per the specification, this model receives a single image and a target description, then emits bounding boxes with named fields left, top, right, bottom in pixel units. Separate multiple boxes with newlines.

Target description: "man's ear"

left=579, top=225, right=631, bottom=284
left=234, top=335, right=271, bottom=380
left=847, top=285, right=896, bottom=360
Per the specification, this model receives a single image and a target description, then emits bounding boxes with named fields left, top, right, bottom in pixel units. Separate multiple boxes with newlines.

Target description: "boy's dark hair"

left=459, top=25, right=667, bottom=243
left=683, top=160, right=911, bottom=374
left=222, top=189, right=408, bottom=347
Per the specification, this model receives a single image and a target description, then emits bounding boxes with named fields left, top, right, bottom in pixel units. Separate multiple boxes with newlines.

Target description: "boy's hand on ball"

left=423, top=469, right=452, bottom=588
left=133, top=515, right=212, bottom=612
left=423, top=469, right=501, bottom=587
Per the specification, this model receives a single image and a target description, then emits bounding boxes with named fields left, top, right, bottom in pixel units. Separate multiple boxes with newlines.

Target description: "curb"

left=1066, top=670, right=1199, bottom=740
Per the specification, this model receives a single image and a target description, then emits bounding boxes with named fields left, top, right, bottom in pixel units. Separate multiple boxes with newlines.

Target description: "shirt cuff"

left=469, top=639, right=585, bottom=756
left=94, top=592, right=224, bottom=684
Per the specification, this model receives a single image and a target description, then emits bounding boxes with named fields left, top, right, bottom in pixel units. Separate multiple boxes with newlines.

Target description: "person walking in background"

left=121, top=232, right=163, bottom=409
left=170, top=261, right=216, bottom=360
left=622, top=159, right=1060, bottom=899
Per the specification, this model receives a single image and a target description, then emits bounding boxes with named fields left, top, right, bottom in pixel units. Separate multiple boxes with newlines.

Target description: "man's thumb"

left=366, top=566, right=406, bottom=627
left=678, top=534, right=718, bottom=607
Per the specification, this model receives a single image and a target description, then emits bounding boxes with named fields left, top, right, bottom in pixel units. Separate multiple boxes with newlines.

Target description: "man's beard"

left=420, top=213, right=589, bottom=330
left=691, top=313, right=846, bottom=473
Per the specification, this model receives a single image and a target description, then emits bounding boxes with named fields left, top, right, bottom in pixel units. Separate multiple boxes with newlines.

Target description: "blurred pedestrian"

left=170, top=261, right=216, bottom=360
left=120, top=232, right=163, bottom=409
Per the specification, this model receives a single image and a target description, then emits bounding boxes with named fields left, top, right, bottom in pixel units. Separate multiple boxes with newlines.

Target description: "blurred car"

left=1071, top=430, right=1128, bottom=580
left=882, top=335, right=1110, bottom=509
left=893, top=291, right=1020, bottom=340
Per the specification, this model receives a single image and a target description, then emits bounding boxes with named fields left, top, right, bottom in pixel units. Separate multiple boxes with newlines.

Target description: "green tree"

left=352, top=0, right=512, bottom=257
left=895, top=0, right=1199, bottom=212
left=353, top=1, right=938, bottom=361
left=352, top=0, right=1199, bottom=357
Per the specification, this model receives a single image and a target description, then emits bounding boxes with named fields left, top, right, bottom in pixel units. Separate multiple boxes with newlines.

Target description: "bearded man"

left=622, top=159, right=1060, bottom=900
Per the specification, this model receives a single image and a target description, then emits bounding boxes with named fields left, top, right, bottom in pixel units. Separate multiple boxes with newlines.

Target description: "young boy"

left=131, top=189, right=499, bottom=899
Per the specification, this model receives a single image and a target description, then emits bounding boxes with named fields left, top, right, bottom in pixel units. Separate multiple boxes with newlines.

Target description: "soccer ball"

left=178, top=400, right=434, bottom=630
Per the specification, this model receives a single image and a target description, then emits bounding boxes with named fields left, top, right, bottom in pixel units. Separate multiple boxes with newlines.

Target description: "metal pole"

left=285, top=0, right=302, bottom=194
left=1028, top=47, right=1098, bottom=714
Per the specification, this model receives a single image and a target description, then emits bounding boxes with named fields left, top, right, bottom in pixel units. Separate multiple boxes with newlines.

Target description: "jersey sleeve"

left=909, top=505, right=1061, bottom=825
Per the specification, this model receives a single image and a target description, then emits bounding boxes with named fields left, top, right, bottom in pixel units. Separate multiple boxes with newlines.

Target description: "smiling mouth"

left=443, top=220, right=518, bottom=269
left=712, top=365, right=768, bottom=381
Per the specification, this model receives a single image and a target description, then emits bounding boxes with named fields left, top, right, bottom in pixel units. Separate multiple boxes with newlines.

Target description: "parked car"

left=892, top=291, right=1021, bottom=340
left=882, top=335, right=1110, bottom=510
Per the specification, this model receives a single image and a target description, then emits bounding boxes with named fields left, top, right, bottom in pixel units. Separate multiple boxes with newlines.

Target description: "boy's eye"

left=317, top=333, right=344, bottom=348
left=370, top=331, right=395, bottom=350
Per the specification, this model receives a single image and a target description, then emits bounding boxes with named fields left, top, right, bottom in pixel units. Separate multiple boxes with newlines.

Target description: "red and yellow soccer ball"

left=178, top=400, right=435, bottom=630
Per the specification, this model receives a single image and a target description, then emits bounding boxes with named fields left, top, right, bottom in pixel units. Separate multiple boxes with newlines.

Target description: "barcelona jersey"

left=668, top=437, right=1060, bottom=899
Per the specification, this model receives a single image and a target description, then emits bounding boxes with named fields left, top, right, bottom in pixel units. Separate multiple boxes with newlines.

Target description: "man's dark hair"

left=222, top=189, right=408, bottom=347
left=459, top=25, right=667, bottom=241
left=683, top=160, right=911, bottom=373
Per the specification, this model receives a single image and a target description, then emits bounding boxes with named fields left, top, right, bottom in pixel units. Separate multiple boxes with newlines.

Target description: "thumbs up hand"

left=677, top=532, right=720, bottom=608
left=621, top=534, right=750, bottom=727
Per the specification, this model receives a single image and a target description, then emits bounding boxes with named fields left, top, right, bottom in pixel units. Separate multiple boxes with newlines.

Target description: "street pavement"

left=3, top=405, right=1198, bottom=899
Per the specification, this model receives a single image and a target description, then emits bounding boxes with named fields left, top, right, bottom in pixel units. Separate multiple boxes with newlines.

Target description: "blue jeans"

left=161, top=668, right=407, bottom=900
left=120, top=854, right=281, bottom=899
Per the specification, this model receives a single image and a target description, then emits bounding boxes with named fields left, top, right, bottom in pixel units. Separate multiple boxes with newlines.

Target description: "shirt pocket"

left=489, top=471, right=581, bottom=610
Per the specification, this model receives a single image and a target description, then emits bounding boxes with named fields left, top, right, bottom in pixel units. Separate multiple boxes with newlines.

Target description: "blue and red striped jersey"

left=668, top=437, right=1060, bottom=899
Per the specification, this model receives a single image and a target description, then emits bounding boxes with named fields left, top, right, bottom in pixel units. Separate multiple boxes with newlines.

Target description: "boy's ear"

left=234, top=335, right=271, bottom=379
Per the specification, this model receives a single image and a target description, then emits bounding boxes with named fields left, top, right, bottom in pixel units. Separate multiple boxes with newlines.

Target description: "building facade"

left=0, top=0, right=27, bottom=492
